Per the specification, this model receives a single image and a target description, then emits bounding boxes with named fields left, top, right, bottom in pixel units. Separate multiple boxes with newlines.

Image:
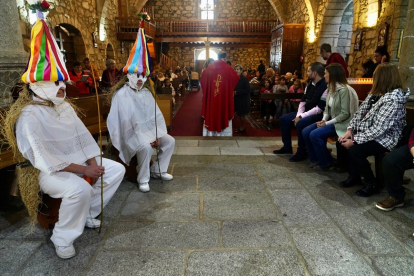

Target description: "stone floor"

left=2, top=137, right=414, bottom=275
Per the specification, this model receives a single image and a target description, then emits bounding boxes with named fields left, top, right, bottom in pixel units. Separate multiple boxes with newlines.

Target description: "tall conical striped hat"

left=122, top=20, right=151, bottom=76
left=22, top=11, right=69, bottom=84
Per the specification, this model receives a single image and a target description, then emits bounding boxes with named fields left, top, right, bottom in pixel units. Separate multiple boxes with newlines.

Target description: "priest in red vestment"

left=320, top=43, right=349, bottom=77
left=201, top=52, right=240, bottom=136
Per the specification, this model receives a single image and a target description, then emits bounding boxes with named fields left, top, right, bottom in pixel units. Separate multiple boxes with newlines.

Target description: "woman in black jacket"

left=234, top=64, right=250, bottom=133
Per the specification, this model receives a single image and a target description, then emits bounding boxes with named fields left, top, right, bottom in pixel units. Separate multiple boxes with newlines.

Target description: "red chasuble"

left=201, top=60, right=240, bottom=132
left=326, top=53, right=349, bottom=77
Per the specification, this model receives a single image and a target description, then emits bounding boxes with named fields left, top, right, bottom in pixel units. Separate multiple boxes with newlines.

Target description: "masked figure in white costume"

left=1, top=10, right=125, bottom=259
left=107, top=15, right=175, bottom=193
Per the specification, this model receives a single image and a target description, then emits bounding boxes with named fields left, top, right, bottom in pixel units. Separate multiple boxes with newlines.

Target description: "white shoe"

left=150, top=172, right=173, bottom=181
left=55, top=244, right=76, bottom=259
left=85, top=218, right=101, bottom=229
left=269, top=116, right=273, bottom=120
left=138, top=182, right=150, bottom=192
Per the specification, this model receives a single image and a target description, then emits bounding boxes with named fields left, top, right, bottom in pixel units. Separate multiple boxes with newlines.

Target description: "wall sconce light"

left=91, top=32, right=98, bottom=48
left=120, top=41, right=125, bottom=54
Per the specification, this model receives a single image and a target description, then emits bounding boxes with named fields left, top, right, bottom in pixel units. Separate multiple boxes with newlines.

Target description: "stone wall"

left=16, top=0, right=129, bottom=74
left=337, top=3, right=353, bottom=58
left=215, top=0, right=277, bottom=20
left=167, top=46, right=270, bottom=70
left=146, top=0, right=197, bottom=19
left=286, top=0, right=408, bottom=77
left=348, top=0, right=409, bottom=77
left=0, top=1, right=28, bottom=108
left=146, top=0, right=277, bottom=20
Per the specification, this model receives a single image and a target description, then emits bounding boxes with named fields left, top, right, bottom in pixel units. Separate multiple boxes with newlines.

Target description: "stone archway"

left=99, top=0, right=110, bottom=41
left=337, top=2, right=354, bottom=58
left=54, top=24, right=87, bottom=71
left=106, top=43, right=115, bottom=60
left=316, top=0, right=353, bottom=62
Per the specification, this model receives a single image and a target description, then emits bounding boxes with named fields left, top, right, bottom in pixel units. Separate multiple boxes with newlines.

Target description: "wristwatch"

left=299, top=115, right=302, bottom=119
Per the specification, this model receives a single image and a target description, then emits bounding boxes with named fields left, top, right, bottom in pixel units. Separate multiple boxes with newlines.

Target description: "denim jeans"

left=286, top=101, right=299, bottom=114
left=279, top=112, right=323, bottom=154
left=275, top=99, right=284, bottom=118
left=302, top=123, right=337, bottom=167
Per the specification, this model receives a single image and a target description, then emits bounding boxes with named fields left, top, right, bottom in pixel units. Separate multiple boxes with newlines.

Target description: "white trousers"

left=38, top=157, right=125, bottom=246
left=136, top=134, right=175, bottom=184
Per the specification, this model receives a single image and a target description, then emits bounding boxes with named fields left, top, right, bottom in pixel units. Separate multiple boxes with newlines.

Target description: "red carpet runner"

left=169, top=89, right=289, bottom=137
left=169, top=89, right=204, bottom=136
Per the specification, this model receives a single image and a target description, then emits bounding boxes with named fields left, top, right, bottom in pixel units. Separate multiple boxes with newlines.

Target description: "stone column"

left=205, top=41, right=210, bottom=60
left=398, top=0, right=414, bottom=95
left=0, top=2, right=28, bottom=108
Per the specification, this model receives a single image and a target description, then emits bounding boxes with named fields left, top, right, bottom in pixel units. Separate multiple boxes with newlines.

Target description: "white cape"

left=16, top=102, right=101, bottom=174
left=107, top=85, right=167, bottom=165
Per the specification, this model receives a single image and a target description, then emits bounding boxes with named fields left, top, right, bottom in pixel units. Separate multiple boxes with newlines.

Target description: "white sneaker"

left=55, top=244, right=76, bottom=259
left=150, top=172, right=173, bottom=181
left=139, top=182, right=150, bottom=192
left=85, top=218, right=101, bottom=229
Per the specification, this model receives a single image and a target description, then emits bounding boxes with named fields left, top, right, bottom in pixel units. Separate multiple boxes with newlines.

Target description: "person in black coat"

left=257, top=60, right=265, bottom=74
left=234, top=64, right=250, bottom=133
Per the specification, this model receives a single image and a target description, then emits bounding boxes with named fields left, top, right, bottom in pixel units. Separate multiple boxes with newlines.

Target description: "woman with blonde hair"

left=338, top=63, right=410, bottom=197
left=302, top=63, right=359, bottom=170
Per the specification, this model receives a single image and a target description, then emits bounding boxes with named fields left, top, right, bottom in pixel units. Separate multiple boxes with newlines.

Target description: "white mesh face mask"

left=30, top=81, right=66, bottom=105
left=128, top=73, right=147, bottom=90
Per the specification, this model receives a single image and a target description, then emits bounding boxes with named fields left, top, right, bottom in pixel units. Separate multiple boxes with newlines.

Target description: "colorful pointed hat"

left=22, top=10, right=69, bottom=84
left=122, top=18, right=151, bottom=77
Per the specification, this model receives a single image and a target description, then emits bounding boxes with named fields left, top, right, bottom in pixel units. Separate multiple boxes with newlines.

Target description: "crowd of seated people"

left=250, top=66, right=306, bottom=121
left=267, top=45, right=412, bottom=213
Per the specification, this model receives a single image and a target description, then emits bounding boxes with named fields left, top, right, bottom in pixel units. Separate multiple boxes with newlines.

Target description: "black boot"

left=355, top=182, right=383, bottom=197
left=339, top=175, right=362, bottom=188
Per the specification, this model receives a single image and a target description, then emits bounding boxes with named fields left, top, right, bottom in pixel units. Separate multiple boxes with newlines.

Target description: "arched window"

left=197, top=50, right=218, bottom=60
left=200, top=0, right=215, bottom=20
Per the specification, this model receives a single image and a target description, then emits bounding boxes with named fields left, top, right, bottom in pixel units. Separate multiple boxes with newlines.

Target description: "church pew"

left=0, top=93, right=110, bottom=170
left=260, top=93, right=304, bottom=130
left=156, top=93, right=173, bottom=130
left=68, top=94, right=110, bottom=135
left=249, top=83, right=262, bottom=114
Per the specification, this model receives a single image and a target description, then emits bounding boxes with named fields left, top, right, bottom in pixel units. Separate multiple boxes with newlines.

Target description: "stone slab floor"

left=2, top=137, right=414, bottom=275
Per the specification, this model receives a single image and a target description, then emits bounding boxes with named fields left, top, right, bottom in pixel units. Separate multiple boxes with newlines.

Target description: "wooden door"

left=280, top=24, right=304, bottom=74
left=55, top=26, right=76, bottom=71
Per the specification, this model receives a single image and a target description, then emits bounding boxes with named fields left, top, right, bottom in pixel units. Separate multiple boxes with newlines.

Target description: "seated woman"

left=156, top=72, right=165, bottom=87
left=249, top=71, right=261, bottom=84
left=287, top=79, right=304, bottom=113
left=101, top=59, right=120, bottom=91
left=302, top=64, right=359, bottom=170
left=376, top=126, right=414, bottom=211
left=260, top=79, right=275, bottom=119
left=361, top=60, right=374, bottom=78
left=69, top=61, right=93, bottom=94
left=338, top=63, right=410, bottom=197
left=161, top=78, right=176, bottom=105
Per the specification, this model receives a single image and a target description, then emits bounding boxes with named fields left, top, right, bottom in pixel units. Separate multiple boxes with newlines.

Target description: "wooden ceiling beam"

left=168, top=43, right=270, bottom=48
left=156, top=37, right=270, bottom=43
left=155, top=37, right=208, bottom=43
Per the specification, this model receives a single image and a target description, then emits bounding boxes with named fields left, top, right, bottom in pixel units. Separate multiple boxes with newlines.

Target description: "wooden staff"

left=88, top=60, right=104, bottom=234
